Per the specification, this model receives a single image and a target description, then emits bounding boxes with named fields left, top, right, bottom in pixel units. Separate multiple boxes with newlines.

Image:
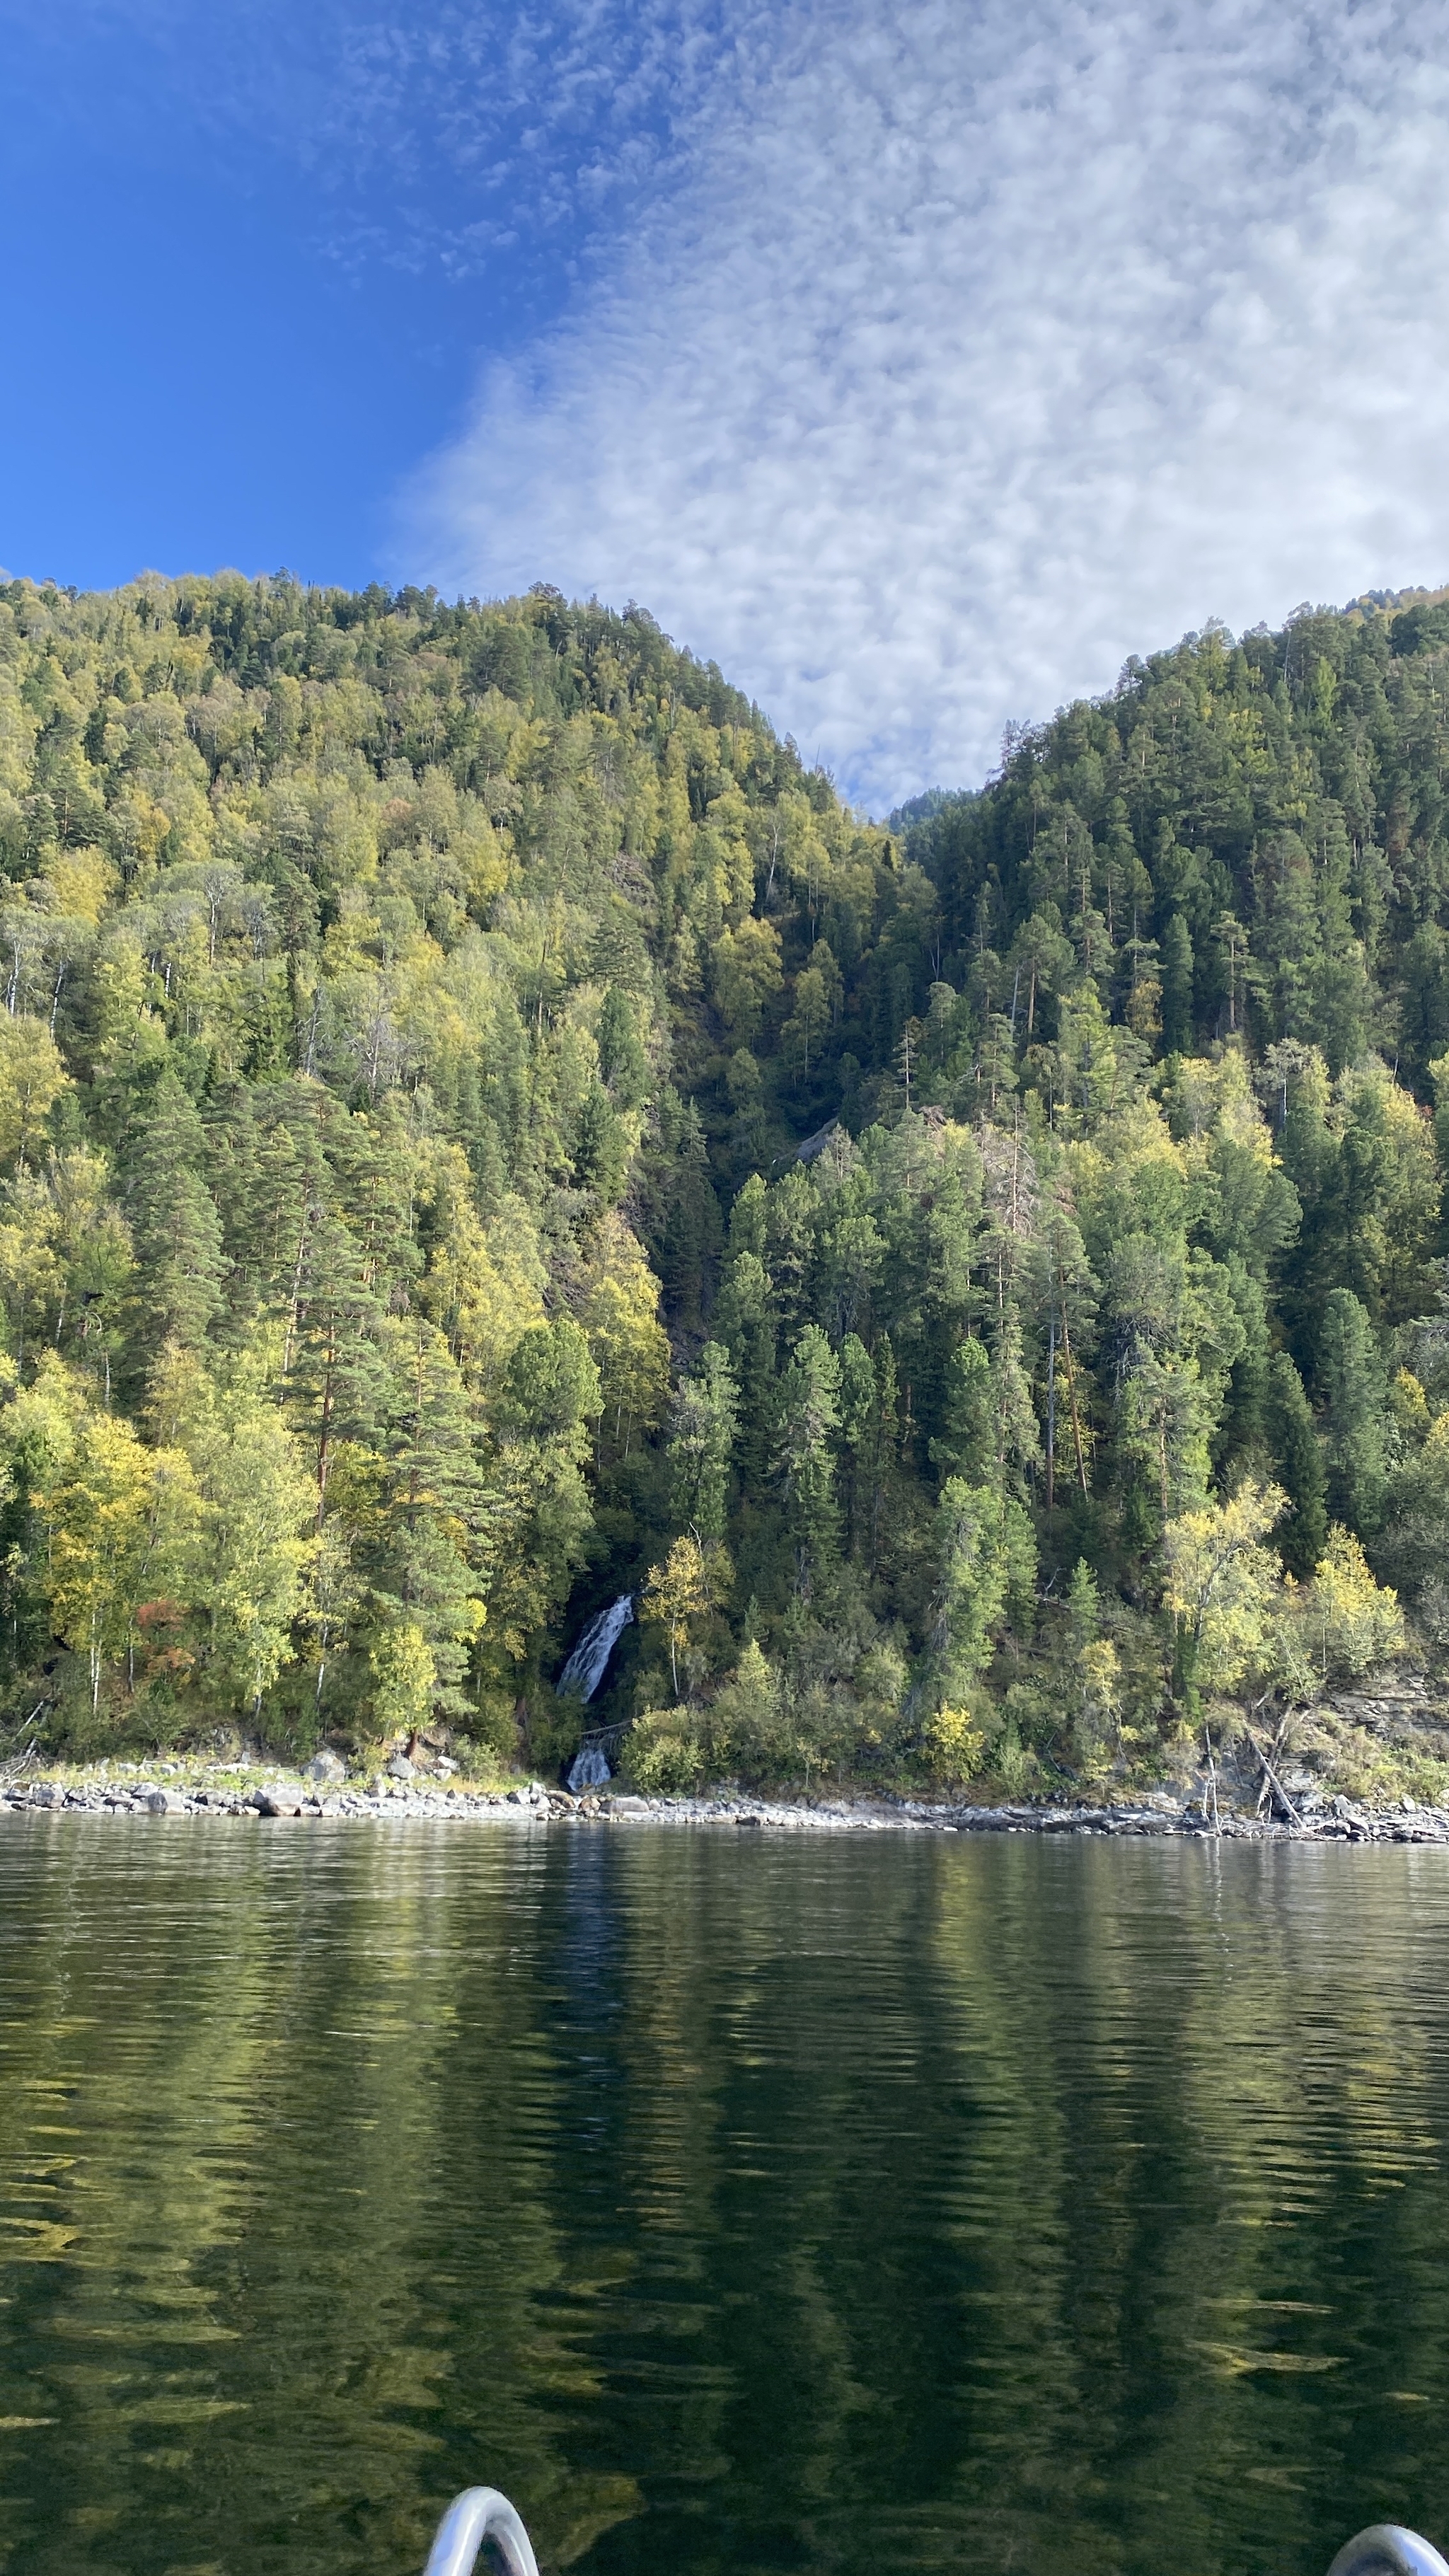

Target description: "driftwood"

left=1242, top=1723, right=1320, bottom=1834
left=0, top=1712, right=47, bottom=1797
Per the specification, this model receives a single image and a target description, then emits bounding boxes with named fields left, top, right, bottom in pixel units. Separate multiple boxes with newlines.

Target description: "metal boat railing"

left=422, top=2489, right=541, bottom=2576
left=420, top=2495, right=1449, bottom=2576
left=1329, top=2535, right=1449, bottom=2576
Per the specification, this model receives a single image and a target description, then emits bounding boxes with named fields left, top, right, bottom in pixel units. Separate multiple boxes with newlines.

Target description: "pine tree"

left=666, top=1343, right=739, bottom=1541
left=371, top=1319, right=488, bottom=1719
left=1161, top=913, right=1195, bottom=1054
left=1317, top=1288, right=1390, bottom=1536
left=284, top=1216, right=392, bottom=1516
left=930, top=1479, right=1008, bottom=1703
left=596, top=987, right=649, bottom=1109
left=120, top=1071, right=227, bottom=1373
left=773, top=1324, right=841, bottom=1597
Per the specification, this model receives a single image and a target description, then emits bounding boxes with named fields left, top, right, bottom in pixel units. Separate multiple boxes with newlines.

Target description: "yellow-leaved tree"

left=1272, top=1527, right=1404, bottom=1695
left=369, top=1621, right=437, bottom=1738
left=0, top=1015, right=69, bottom=1173
left=642, top=1534, right=731, bottom=1699
left=1162, top=1479, right=1286, bottom=1712
left=163, top=1353, right=316, bottom=1719
left=33, top=1387, right=199, bottom=1714
left=579, top=1215, right=671, bottom=1460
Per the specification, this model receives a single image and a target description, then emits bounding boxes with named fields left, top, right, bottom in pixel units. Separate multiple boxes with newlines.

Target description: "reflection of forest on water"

left=1, top=1825, right=1448, bottom=2576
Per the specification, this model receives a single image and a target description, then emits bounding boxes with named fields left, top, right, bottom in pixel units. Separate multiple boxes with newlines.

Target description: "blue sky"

left=0, top=0, right=704, bottom=589
left=5, top=1, right=1449, bottom=808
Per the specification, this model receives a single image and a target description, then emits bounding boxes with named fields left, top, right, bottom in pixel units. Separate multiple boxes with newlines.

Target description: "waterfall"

left=567, top=1742, right=613, bottom=1793
left=558, top=1593, right=634, bottom=1703
left=558, top=1595, right=635, bottom=1792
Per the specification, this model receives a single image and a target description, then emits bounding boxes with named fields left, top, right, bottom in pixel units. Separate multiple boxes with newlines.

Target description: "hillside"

left=2, top=572, right=1449, bottom=1801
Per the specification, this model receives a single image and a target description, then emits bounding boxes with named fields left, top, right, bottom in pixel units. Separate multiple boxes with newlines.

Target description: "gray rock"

left=386, top=1752, right=414, bottom=1781
left=28, top=1781, right=61, bottom=1808
left=143, top=1788, right=184, bottom=1815
left=304, top=1748, right=347, bottom=1785
left=250, top=1785, right=301, bottom=1818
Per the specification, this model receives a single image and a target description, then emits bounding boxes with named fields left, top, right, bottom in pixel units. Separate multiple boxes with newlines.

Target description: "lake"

left=2, top=1821, right=1448, bottom=2576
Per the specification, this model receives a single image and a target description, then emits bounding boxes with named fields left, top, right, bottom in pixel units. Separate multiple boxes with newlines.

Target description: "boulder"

left=143, top=1788, right=185, bottom=1815
left=304, top=1748, right=347, bottom=1785
left=250, top=1785, right=301, bottom=1818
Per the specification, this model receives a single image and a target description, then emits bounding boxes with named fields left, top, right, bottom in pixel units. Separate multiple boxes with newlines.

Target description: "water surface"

left=1, top=1821, right=1448, bottom=2576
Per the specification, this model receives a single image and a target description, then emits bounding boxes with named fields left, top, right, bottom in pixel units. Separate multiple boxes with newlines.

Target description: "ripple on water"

left=1, top=1827, right=1449, bottom=2576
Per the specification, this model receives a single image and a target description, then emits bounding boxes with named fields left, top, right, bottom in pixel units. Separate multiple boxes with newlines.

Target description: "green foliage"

left=0, top=571, right=1445, bottom=1784
left=1316, top=1288, right=1390, bottom=1535
left=1162, top=1480, right=1287, bottom=1710
left=1266, top=1351, right=1329, bottom=1578
left=1272, top=1527, right=1404, bottom=1694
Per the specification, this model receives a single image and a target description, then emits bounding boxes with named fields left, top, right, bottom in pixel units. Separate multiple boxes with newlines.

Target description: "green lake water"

left=2, top=1823, right=1449, bottom=2576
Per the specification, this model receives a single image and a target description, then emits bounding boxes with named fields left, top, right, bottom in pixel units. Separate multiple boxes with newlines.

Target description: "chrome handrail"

left=1329, top=2531, right=1449, bottom=2576
left=422, top=2488, right=541, bottom=2576
left=421, top=2494, right=1449, bottom=2576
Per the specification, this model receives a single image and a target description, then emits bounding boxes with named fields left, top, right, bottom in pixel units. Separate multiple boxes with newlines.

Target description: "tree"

left=781, top=965, right=831, bottom=1082
left=930, top=1339, right=993, bottom=1484
left=284, top=1215, right=391, bottom=1517
left=596, top=986, right=649, bottom=1108
left=1275, top=1527, right=1403, bottom=1690
left=773, top=1324, right=841, bottom=1597
left=36, top=1402, right=198, bottom=1712
left=711, top=918, right=783, bottom=1046
left=1162, top=1479, right=1286, bottom=1711
left=1009, top=911, right=1074, bottom=1037
left=1266, top=1351, right=1328, bottom=1578
left=0, top=1015, right=69, bottom=1172
left=1161, top=913, right=1194, bottom=1053
left=369, top=1619, right=437, bottom=1738
left=666, top=1343, right=739, bottom=1540
left=0, top=1167, right=62, bottom=1365
left=372, top=1321, right=487, bottom=1719
left=930, top=1479, right=1009, bottom=1703
left=642, top=1535, right=729, bottom=1697
left=579, top=1215, right=671, bottom=1458
left=178, top=1370, right=315, bottom=1716
left=1317, top=1288, right=1390, bottom=1535
left=121, top=1071, right=227, bottom=1368
left=483, top=1319, right=601, bottom=1665
left=715, top=1249, right=776, bottom=1491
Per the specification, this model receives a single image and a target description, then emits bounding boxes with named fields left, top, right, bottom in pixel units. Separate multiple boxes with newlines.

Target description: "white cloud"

left=404, top=0, right=1449, bottom=810
left=6, top=0, right=759, bottom=279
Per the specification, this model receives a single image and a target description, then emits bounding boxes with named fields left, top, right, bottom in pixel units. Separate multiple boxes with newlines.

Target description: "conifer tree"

left=773, top=1324, right=841, bottom=1597
left=372, top=1319, right=487, bottom=1718
left=666, top=1343, right=739, bottom=1541
left=1317, top=1288, right=1390, bottom=1536
left=121, top=1072, right=226, bottom=1369
left=1266, top=1351, right=1329, bottom=1578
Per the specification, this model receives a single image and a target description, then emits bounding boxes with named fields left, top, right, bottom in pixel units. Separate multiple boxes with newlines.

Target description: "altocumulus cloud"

left=405, top=0, right=1449, bottom=811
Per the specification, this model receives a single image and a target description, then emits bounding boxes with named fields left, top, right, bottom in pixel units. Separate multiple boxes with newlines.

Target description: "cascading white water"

left=559, top=1595, right=635, bottom=1793
left=566, top=1742, right=613, bottom=1793
left=557, top=1593, right=634, bottom=1702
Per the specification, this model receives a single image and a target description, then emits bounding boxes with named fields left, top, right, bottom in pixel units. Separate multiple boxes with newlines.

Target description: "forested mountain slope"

left=2, top=572, right=1448, bottom=1797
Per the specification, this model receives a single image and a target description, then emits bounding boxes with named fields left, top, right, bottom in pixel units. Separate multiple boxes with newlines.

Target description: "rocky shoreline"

left=4, top=1762, right=1448, bottom=1843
